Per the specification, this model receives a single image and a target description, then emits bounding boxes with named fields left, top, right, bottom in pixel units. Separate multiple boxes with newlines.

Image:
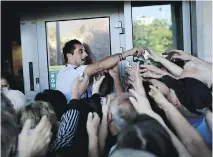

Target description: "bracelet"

left=118, top=53, right=124, bottom=61
left=118, top=54, right=122, bottom=61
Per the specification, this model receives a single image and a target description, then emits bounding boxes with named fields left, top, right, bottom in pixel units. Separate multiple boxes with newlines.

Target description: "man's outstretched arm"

left=84, top=47, right=144, bottom=77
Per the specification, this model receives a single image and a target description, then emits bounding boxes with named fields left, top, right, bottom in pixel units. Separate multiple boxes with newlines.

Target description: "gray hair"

left=109, top=93, right=138, bottom=130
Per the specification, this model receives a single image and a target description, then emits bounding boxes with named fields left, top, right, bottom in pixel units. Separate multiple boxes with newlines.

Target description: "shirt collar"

left=66, top=64, right=77, bottom=69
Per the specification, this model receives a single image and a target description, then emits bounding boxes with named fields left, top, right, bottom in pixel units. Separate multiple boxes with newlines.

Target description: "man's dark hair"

left=1, top=72, right=16, bottom=89
left=35, top=89, right=67, bottom=120
left=63, top=39, right=82, bottom=63
left=161, top=75, right=212, bottom=114
left=99, top=73, right=114, bottom=97
left=117, top=114, right=178, bottom=157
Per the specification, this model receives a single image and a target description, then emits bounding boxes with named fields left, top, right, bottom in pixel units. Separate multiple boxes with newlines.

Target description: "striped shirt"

left=48, top=109, right=80, bottom=152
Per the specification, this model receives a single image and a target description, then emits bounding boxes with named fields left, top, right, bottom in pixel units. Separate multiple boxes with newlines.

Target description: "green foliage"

left=133, top=18, right=173, bottom=55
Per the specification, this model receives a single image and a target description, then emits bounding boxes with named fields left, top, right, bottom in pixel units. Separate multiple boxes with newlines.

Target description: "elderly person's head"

left=19, top=101, right=57, bottom=129
left=108, top=93, right=138, bottom=136
left=116, top=114, right=178, bottom=157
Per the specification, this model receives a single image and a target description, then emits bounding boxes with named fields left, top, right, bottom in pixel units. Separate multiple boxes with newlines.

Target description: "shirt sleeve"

left=48, top=109, right=80, bottom=152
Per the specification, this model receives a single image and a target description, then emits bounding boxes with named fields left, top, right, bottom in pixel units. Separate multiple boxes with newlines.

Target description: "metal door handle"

left=29, top=62, right=34, bottom=91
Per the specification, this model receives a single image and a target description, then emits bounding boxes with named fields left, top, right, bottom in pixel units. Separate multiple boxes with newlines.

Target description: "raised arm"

left=129, top=89, right=191, bottom=157
left=109, top=63, right=125, bottom=97
left=149, top=86, right=211, bottom=157
left=98, top=96, right=111, bottom=156
left=84, top=47, right=145, bottom=77
left=167, top=49, right=212, bottom=66
left=146, top=48, right=183, bottom=77
left=87, top=112, right=100, bottom=157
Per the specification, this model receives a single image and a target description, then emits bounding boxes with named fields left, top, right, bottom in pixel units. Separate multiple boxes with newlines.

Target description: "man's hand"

left=124, top=46, right=145, bottom=58
left=127, top=62, right=146, bottom=97
left=92, top=75, right=106, bottom=95
left=71, top=75, right=89, bottom=99
left=166, top=49, right=192, bottom=61
left=18, top=116, right=52, bottom=157
left=140, top=64, right=167, bottom=79
left=148, top=79, right=170, bottom=96
left=87, top=112, right=100, bottom=137
left=129, top=89, right=152, bottom=115
left=148, top=85, right=171, bottom=110
left=102, top=94, right=112, bottom=117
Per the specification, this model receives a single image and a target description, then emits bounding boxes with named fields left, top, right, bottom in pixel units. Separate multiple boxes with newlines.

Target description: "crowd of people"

left=1, top=39, right=212, bottom=157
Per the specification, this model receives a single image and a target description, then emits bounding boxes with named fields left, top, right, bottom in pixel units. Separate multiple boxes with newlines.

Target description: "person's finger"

left=21, top=119, right=32, bottom=136
left=128, top=89, right=140, bottom=99
left=128, top=75, right=135, bottom=82
left=87, top=112, right=93, bottom=123
left=136, top=62, right=140, bottom=73
left=93, top=76, right=97, bottom=83
left=149, top=85, right=159, bottom=92
left=141, top=72, right=151, bottom=78
left=93, top=112, right=100, bottom=124
left=129, top=97, right=138, bottom=110
left=139, top=69, right=148, bottom=73
left=97, top=75, right=106, bottom=84
left=35, top=116, right=49, bottom=133
left=106, top=94, right=112, bottom=105
left=148, top=91, right=154, bottom=97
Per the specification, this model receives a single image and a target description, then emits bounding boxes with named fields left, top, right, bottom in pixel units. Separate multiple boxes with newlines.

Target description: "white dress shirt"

left=56, top=64, right=88, bottom=103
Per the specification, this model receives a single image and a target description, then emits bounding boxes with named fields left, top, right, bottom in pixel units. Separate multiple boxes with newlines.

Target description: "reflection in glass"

left=132, top=5, right=173, bottom=55
left=46, top=17, right=111, bottom=66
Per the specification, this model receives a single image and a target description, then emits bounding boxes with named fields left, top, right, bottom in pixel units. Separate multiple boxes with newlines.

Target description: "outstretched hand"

left=140, top=64, right=167, bottom=79
left=127, top=62, right=146, bottom=97
left=129, top=88, right=152, bottom=115
left=165, top=49, right=192, bottom=61
left=148, top=85, right=170, bottom=109
left=18, top=116, right=52, bottom=157
left=92, top=75, right=106, bottom=95
left=87, top=112, right=100, bottom=137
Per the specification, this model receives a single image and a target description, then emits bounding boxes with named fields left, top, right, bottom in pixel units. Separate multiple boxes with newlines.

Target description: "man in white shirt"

left=56, top=39, right=144, bottom=103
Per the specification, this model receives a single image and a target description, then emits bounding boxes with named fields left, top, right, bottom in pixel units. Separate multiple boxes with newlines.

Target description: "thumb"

left=129, top=97, right=138, bottom=110
left=21, top=119, right=32, bottom=136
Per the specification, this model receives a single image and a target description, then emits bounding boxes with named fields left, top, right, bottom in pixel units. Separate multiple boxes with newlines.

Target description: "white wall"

left=196, top=1, right=212, bottom=62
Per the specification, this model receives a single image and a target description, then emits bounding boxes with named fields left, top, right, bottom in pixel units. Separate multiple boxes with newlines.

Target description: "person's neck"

left=67, top=59, right=76, bottom=66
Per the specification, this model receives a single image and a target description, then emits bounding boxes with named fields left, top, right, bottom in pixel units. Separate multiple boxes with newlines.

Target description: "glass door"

left=46, top=17, right=112, bottom=89
left=36, top=6, right=122, bottom=93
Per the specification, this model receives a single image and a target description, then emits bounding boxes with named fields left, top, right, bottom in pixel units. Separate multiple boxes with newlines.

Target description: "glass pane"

left=46, top=17, right=111, bottom=89
left=132, top=5, right=173, bottom=55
